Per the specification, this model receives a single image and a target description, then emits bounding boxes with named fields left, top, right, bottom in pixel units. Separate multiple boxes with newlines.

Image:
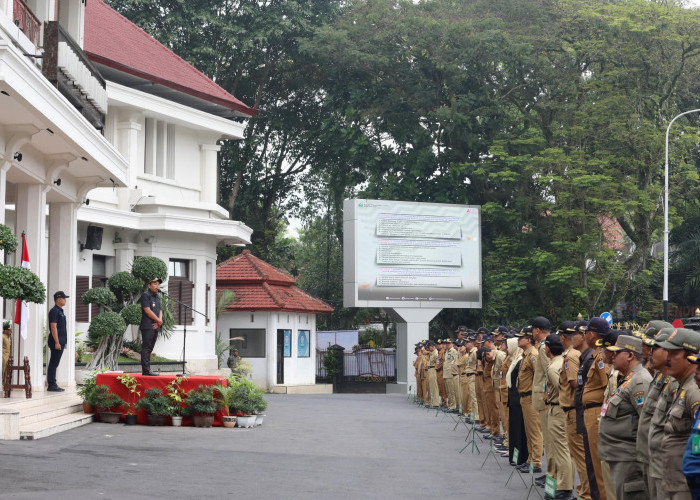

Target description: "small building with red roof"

left=217, top=251, right=333, bottom=390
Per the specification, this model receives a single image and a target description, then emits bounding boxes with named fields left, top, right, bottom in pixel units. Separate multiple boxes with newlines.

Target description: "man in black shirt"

left=47, top=291, right=69, bottom=391
left=140, top=277, right=163, bottom=376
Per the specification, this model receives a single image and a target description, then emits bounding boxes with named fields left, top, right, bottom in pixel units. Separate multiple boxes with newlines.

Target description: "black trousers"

left=47, top=344, right=64, bottom=387
left=508, top=400, right=528, bottom=465
left=140, top=329, right=158, bottom=374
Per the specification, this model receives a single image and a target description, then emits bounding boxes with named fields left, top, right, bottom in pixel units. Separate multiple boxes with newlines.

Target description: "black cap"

left=477, top=327, right=489, bottom=334
left=492, top=325, right=509, bottom=335
left=587, top=317, right=610, bottom=335
left=574, top=320, right=589, bottom=333
left=148, top=277, right=163, bottom=284
left=53, top=291, right=69, bottom=300
left=532, top=316, right=551, bottom=330
left=597, top=329, right=621, bottom=348
left=545, top=334, right=564, bottom=354
left=557, top=321, right=577, bottom=335
left=515, top=326, right=533, bottom=337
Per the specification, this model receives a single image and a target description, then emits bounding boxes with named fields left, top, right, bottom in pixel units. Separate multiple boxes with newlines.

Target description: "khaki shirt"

left=518, top=345, right=538, bottom=393
left=492, top=350, right=506, bottom=390
left=436, top=350, right=445, bottom=374
left=545, top=354, right=563, bottom=405
left=427, top=349, right=438, bottom=369
left=582, top=347, right=609, bottom=406
left=598, top=363, right=652, bottom=462
left=413, top=354, right=422, bottom=379
left=648, top=376, right=679, bottom=479
left=559, top=348, right=580, bottom=408
left=603, top=367, right=620, bottom=402
left=483, top=357, right=495, bottom=392
left=466, top=347, right=477, bottom=374
left=500, top=354, right=512, bottom=402
left=446, top=347, right=459, bottom=376
left=661, top=373, right=700, bottom=492
left=457, top=352, right=468, bottom=377
left=533, top=341, right=549, bottom=411
left=636, top=371, right=667, bottom=463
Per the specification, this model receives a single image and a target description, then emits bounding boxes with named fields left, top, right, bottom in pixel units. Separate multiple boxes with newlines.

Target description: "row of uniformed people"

left=413, top=317, right=700, bottom=500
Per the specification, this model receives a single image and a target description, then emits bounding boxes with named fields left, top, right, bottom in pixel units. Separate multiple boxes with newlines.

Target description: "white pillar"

left=267, top=312, right=276, bottom=389
left=386, top=308, right=442, bottom=394
left=199, top=144, right=220, bottom=204
left=14, top=184, right=47, bottom=392
left=115, top=118, right=142, bottom=210
left=114, top=242, right=137, bottom=271
left=47, top=202, right=78, bottom=388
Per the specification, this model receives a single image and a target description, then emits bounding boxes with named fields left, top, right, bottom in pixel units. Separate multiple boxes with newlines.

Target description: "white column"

left=14, top=184, right=47, bottom=392
left=199, top=144, right=220, bottom=204
left=266, top=312, right=276, bottom=389
left=47, top=202, right=78, bottom=388
left=113, top=242, right=137, bottom=271
left=115, top=118, right=142, bottom=210
left=386, top=308, right=442, bottom=394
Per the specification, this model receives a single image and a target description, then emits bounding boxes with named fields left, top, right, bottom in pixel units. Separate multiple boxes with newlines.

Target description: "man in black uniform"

left=140, top=277, right=163, bottom=376
left=47, top=291, right=69, bottom=391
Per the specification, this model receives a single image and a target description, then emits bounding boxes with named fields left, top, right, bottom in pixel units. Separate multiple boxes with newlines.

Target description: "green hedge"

left=88, top=311, right=126, bottom=342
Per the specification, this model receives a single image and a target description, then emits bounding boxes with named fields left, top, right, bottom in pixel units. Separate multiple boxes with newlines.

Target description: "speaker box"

left=85, top=226, right=103, bottom=250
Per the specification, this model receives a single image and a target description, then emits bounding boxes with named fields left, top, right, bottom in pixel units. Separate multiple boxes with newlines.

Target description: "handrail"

left=12, top=0, right=40, bottom=48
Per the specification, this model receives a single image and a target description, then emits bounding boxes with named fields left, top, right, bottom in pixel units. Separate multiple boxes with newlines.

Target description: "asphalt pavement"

left=0, top=394, right=542, bottom=499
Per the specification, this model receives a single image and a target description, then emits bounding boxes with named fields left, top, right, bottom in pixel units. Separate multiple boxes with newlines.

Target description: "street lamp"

left=663, top=108, right=700, bottom=321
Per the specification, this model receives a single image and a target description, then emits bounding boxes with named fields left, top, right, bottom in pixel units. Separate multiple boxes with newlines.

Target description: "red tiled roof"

left=217, top=251, right=333, bottom=314
left=84, top=0, right=256, bottom=117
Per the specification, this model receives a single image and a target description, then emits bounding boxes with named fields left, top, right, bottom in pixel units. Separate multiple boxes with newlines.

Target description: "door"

left=276, top=329, right=285, bottom=384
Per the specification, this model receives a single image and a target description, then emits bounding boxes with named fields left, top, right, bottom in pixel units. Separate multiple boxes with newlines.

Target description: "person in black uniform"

left=47, top=291, right=69, bottom=391
left=140, top=277, right=163, bottom=376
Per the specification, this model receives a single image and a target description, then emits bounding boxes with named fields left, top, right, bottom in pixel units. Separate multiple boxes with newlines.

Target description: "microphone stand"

left=158, top=290, right=208, bottom=376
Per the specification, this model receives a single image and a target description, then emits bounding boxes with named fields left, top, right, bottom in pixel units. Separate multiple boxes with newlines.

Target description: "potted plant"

left=77, top=372, right=99, bottom=413
left=136, top=387, right=174, bottom=426
left=214, top=384, right=237, bottom=428
left=116, top=373, right=140, bottom=425
left=228, top=376, right=260, bottom=428
left=165, top=376, right=188, bottom=427
left=92, top=385, right=124, bottom=423
left=250, top=389, right=268, bottom=427
left=183, top=385, right=217, bottom=427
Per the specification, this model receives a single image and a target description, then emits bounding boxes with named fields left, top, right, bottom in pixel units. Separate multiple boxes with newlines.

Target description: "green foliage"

left=165, top=376, right=188, bottom=416
left=0, top=265, right=45, bottom=303
left=136, top=387, right=174, bottom=417
left=131, top=256, right=168, bottom=285
left=182, top=385, right=217, bottom=416
left=0, top=225, right=17, bottom=254
left=77, top=371, right=102, bottom=404
left=226, top=376, right=267, bottom=415
left=323, top=347, right=343, bottom=377
left=87, top=311, right=126, bottom=343
left=116, top=373, right=141, bottom=415
left=81, top=287, right=117, bottom=307
left=92, top=385, right=124, bottom=411
left=2, top=320, right=10, bottom=331
left=120, top=304, right=142, bottom=326
left=107, top=272, right=143, bottom=303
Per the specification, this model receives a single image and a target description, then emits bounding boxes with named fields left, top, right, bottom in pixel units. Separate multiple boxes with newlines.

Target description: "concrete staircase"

left=0, top=390, right=93, bottom=440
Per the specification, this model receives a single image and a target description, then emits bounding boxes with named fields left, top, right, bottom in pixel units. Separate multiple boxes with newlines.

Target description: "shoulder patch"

left=564, top=362, right=569, bottom=370
left=598, top=360, right=605, bottom=370
left=635, top=391, right=645, bottom=406
left=691, top=400, right=700, bottom=411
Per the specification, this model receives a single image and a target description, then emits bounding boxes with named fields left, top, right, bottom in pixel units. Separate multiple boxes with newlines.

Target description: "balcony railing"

left=42, top=22, right=107, bottom=130
left=13, top=0, right=40, bottom=48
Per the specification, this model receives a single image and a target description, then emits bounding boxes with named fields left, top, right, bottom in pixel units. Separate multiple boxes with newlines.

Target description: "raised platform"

left=0, top=390, right=92, bottom=440
left=270, top=384, right=332, bottom=394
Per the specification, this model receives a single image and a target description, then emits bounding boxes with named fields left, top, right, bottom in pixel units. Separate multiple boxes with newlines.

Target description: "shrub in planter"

left=92, top=385, right=124, bottom=423
left=116, top=373, right=140, bottom=416
left=136, top=388, right=174, bottom=425
left=77, top=371, right=103, bottom=412
left=183, top=385, right=217, bottom=427
left=87, top=311, right=127, bottom=344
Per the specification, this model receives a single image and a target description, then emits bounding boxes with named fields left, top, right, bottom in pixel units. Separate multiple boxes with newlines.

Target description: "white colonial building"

left=0, top=0, right=255, bottom=394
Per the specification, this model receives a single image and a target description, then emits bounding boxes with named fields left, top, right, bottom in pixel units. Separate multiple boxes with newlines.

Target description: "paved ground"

left=0, top=394, right=543, bottom=499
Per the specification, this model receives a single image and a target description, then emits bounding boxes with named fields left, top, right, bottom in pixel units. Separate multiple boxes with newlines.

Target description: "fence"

left=316, top=346, right=396, bottom=382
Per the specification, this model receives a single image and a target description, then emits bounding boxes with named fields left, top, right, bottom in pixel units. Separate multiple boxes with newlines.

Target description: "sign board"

left=343, top=199, right=482, bottom=309
left=600, top=312, right=613, bottom=326
left=283, top=330, right=292, bottom=357
left=297, top=330, right=310, bottom=357
left=544, top=475, right=556, bottom=497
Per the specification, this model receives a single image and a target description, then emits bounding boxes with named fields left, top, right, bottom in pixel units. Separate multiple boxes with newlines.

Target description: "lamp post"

left=663, top=109, right=700, bottom=321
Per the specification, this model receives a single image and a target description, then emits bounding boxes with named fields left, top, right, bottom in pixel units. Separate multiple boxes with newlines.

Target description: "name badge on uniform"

left=693, top=433, right=700, bottom=455
left=600, top=401, right=609, bottom=417
left=577, top=374, right=583, bottom=386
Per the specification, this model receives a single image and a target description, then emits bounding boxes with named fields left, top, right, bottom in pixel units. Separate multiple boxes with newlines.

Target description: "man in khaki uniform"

left=444, top=339, right=458, bottom=411
left=531, top=316, right=552, bottom=480
left=599, top=335, right=652, bottom=500
left=581, top=317, right=610, bottom=500
left=449, top=339, right=461, bottom=412
left=558, top=321, right=590, bottom=500
left=456, top=340, right=470, bottom=416
left=413, top=345, right=424, bottom=402
left=426, top=341, right=439, bottom=407
left=516, top=326, right=543, bottom=473
left=436, top=340, right=447, bottom=406
left=497, top=334, right=513, bottom=448
left=637, top=326, right=672, bottom=498
left=544, top=334, right=574, bottom=499
left=598, top=329, right=620, bottom=500
left=657, top=328, right=700, bottom=500
left=482, top=334, right=501, bottom=438
left=490, top=332, right=507, bottom=444
left=465, top=335, right=479, bottom=419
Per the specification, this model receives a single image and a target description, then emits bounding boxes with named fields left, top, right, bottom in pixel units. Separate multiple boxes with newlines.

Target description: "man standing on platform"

left=47, top=291, right=69, bottom=391
left=140, top=277, right=163, bottom=376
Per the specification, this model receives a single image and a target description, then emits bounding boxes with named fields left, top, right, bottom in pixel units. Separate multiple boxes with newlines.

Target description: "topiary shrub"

left=0, top=265, right=46, bottom=303
left=88, top=311, right=126, bottom=343
left=107, top=272, right=142, bottom=302
left=0, top=225, right=18, bottom=254
left=82, top=287, right=117, bottom=307
left=131, top=256, right=168, bottom=285
left=120, top=304, right=142, bottom=326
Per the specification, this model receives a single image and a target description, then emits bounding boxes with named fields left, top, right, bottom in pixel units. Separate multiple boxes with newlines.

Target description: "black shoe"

left=536, top=475, right=547, bottom=482
left=536, top=478, right=546, bottom=487
left=554, top=491, right=574, bottom=500
left=493, top=436, right=504, bottom=445
left=142, top=371, right=160, bottom=376
left=47, top=385, right=65, bottom=392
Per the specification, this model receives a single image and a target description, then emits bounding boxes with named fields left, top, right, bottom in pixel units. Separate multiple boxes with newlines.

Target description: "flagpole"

left=15, top=233, right=24, bottom=387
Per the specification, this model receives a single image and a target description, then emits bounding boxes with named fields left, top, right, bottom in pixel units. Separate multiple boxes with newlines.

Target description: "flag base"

left=3, top=356, right=32, bottom=398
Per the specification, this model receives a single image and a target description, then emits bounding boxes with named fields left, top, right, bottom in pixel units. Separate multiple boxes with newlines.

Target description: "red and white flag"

left=14, top=234, right=29, bottom=339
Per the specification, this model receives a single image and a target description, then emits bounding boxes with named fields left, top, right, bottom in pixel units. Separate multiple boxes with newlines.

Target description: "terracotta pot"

left=99, top=411, right=121, bottom=424
left=82, top=402, right=94, bottom=414
left=192, top=415, right=214, bottom=428
left=222, top=415, right=237, bottom=428
left=146, top=415, right=167, bottom=426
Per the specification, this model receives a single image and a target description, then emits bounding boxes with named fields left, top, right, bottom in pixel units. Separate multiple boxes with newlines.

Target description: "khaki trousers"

left=454, top=375, right=462, bottom=410
left=437, top=371, right=447, bottom=404
left=446, top=375, right=456, bottom=409
left=565, top=409, right=591, bottom=500
left=520, top=394, right=543, bottom=467
left=547, top=404, right=573, bottom=491
left=421, top=373, right=429, bottom=404
left=428, top=369, right=439, bottom=406
left=476, top=375, right=486, bottom=423
left=539, top=408, right=553, bottom=476
left=460, top=376, right=470, bottom=414
left=415, top=374, right=424, bottom=401
left=484, top=389, right=500, bottom=434
left=468, top=375, right=479, bottom=418
left=601, top=460, right=616, bottom=500
left=608, top=460, right=646, bottom=500
left=496, top=390, right=508, bottom=441
left=2, top=332, right=10, bottom=383
left=583, top=407, right=607, bottom=500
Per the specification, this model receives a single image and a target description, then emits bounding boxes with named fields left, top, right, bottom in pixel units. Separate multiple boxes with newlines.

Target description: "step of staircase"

left=20, top=412, right=94, bottom=440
